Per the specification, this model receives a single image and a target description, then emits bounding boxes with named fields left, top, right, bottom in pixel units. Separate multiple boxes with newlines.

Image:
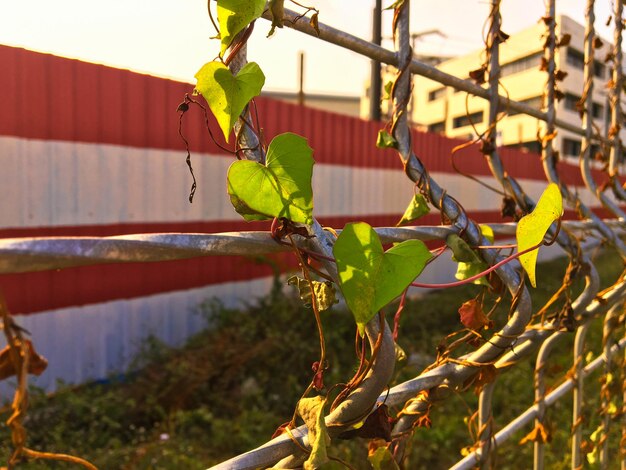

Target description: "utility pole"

left=369, top=0, right=382, bottom=121
left=298, top=51, right=305, bottom=106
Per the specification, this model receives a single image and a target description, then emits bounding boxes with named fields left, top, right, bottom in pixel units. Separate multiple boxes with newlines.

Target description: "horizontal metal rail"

left=0, top=219, right=620, bottom=274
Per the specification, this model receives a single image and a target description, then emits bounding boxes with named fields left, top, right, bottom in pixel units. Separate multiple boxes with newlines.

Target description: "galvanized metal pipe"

left=475, top=5, right=501, bottom=466
left=609, top=0, right=624, bottom=179
left=600, top=304, right=621, bottom=468
left=608, top=0, right=626, bottom=205
left=478, top=380, right=496, bottom=469
left=481, top=0, right=583, bottom=266
left=390, top=0, right=531, bottom=369
left=452, top=336, right=626, bottom=469
left=579, top=0, right=626, bottom=250
left=227, top=38, right=264, bottom=163
left=223, top=16, right=396, bottom=470
left=572, top=322, right=591, bottom=469
left=385, top=0, right=535, bottom=445
left=0, top=220, right=618, bottom=275
left=533, top=332, right=565, bottom=470
left=622, top=331, right=626, bottom=470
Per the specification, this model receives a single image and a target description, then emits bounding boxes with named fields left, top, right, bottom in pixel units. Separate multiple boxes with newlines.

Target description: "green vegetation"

left=0, top=248, right=622, bottom=469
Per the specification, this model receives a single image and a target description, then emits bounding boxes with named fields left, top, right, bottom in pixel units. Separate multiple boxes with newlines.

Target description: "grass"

left=0, top=246, right=623, bottom=469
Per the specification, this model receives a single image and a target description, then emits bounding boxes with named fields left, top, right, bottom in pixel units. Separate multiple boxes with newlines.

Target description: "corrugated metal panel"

left=0, top=45, right=610, bottom=387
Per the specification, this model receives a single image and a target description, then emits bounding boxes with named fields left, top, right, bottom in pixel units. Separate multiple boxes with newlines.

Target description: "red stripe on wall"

left=1, top=46, right=623, bottom=316
left=0, top=45, right=608, bottom=185
left=2, top=207, right=623, bottom=315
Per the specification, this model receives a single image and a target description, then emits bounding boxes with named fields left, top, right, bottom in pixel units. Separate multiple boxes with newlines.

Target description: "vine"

left=187, top=1, right=567, bottom=467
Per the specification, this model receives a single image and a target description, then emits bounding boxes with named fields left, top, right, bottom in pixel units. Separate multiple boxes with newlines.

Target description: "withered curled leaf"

left=0, top=340, right=48, bottom=380
left=458, top=299, right=493, bottom=331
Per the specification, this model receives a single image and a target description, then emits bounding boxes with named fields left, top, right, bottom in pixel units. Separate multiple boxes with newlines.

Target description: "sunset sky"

left=0, top=1, right=618, bottom=95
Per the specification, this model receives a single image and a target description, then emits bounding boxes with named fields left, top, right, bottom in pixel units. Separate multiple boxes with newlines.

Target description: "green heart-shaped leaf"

left=334, top=222, right=432, bottom=334
left=217, top=0, right=266, bottom=54
left=447, top=233, right=490, bottom=286
left=396, top=194, right=430, bottom=226
left=227, top=132, right=314, bottom=224
left=194, top=61, right=265, bottom=142
left=516, top=183, right=563, bottom=287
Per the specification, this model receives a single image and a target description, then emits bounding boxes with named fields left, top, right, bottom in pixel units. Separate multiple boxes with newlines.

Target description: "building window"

left=592, top=102, right=604, bottom=119
left=507, top=96, right=543, bottom=115
left=564, top=93, right=581, bottom=112
left=523, top=141, right=542, bottom=154
left=500, top=52, right=543, bottom=77
left=452, top=111, right=483, bottom=129
left=428, top=121, right=445, bottom=133
left=589, top=144, right=602, bottom=159
left=566, top=48, right=605, bottom=78
left=594, top=62, right=605, bottom=79
left=428, top=87, right=447, bottom=101
left=564, top=93, right=604, bottom=119
left=563, top=138, right=582, bottom=156
left=506, top=141, right=542, bottom=154
left=566, top=48, right=585, bottom=69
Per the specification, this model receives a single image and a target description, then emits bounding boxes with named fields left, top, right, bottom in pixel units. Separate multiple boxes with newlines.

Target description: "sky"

left=0, top=1, right=618, bottom=96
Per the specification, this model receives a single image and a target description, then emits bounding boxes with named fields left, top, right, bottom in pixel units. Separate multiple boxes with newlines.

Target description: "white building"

left=368, top=15, right=621, bottom=159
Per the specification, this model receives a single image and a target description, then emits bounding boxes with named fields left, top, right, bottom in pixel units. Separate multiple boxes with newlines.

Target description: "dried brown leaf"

left=519, top=422, right=551, bottom=445
left=309, top=13, right=320, bottom=35
left=479, top=138, right=495, bottom=155
left=594, top=36, right=604, bottom=49
left=271, top=421, right=291, bottom=439
left=580, top=439, right=594, bottom=454
left=497, top=29, right=510, bottom=43
left=472, top=365, right=498, bottom=394
left=415, top=413, right=432, bottom=428
left=559, top=33, right=571, bottom=47
left=542, top=131, right=558, bottom=143
left=458, top=299, right=492, bottom=331
left=501, top=196, right=517, bottom=219
left=469, top=66, right=486, bottom=85
left=0, top=340, right=48, bottom=380
left=555, top=70, right=568, bottom=81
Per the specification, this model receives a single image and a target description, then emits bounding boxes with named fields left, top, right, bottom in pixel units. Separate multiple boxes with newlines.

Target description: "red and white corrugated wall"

left=0, top=45, right=609, bottom=389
